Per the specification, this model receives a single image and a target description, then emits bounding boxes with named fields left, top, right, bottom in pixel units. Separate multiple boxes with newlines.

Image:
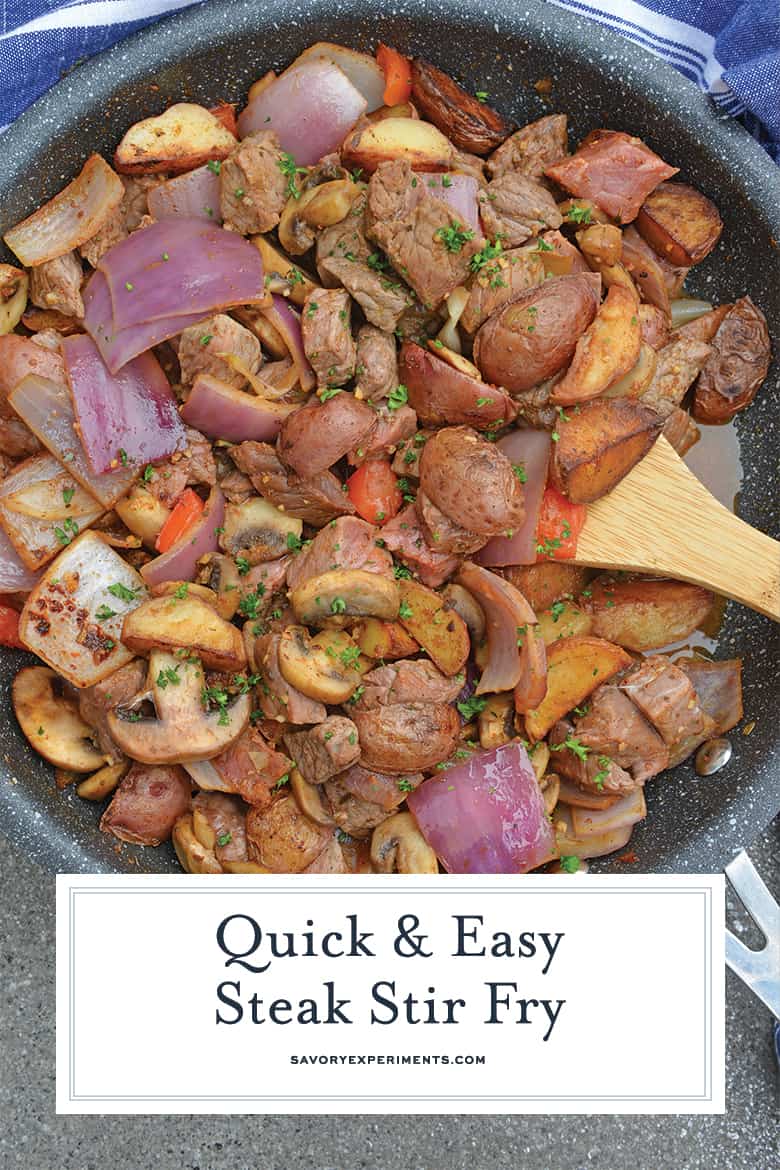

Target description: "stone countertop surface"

left=1, top=823, right=777, bottom=1170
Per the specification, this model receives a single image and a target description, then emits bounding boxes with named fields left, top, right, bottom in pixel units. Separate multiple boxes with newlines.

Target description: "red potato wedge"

left=498, top=563, right=592, bottom=613
left=693, top=296, right=771, bottom=424
left=208, top=102, right=239, bottom=137
left=545, top=129, right=678, bottom=223
left=621, top=225, right=688, bottom=315
left=121, top=594, right=246, bottom=672
left=524, top=635, right=632, bottom=741
left=396, top=578, right=470, bottom=677
left=582, top=578, right=714, bottom=651
left=635, top=181, right=723, bottom=267
left=399, top=341, right=516, bottom=430
left=638, top=304, right=670, bottom=350
left=411, top=58, right=513, bottom=155
left=535, top=600, right=593, bottom=646
left=351, top=617, right=420, bottom=661
left=341, top=117, right=454, bottom=174
left=550, top=397, right=664, bottom=503
left=114, top=103, right=238, bottom=175
left=551, top=284, right=641, bottom=405
left=575, top=223, right=622, bottom=267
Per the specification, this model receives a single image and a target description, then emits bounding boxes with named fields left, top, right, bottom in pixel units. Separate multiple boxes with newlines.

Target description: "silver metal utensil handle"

left=725, top=850, right=779, bottom=1019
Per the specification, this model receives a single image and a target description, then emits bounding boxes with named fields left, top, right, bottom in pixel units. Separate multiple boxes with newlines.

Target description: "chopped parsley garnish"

left=550, top=600, right=567, bottom=622
left=173, top=583, right=188, bottom=600
left=347, top=685, right=365, bottom=705
left=550, top=735, right=590, bottom=762
left=95, top=604, right=116, bottom=621
left=278, top=151, right=307, bottom=198
left=62, top=486, right=75, bottom=507
left=393, top=564, right=412, bottom=579
left=470, top=238, right=503, bottom=273
left=367, top=251, right=389, bottom=272
left=142, top=464, right=155, bottom=482
left=441, top=176, right=453, bottom=188
left=535, top=238, right=554, bottom=252
left=200, top=333, right=213, bottom=346
left=202, top=685, right=231, bottom=726
left=272, top=773, right=290, bottom=790
left=207, top=159, right=221, bottom=174
left=306, top=301, right=319, bottom=317
left=286, top=532, right=304, bottom=551
left=238, top=586, right=266, bottom=619
left=559, top=855, right=580, bottom=873
left=593, top=755, right=612, bottom=790
left=387, top=383, right=408, bottom=411
left=339, top=645, right=361, bottom=668
left=235, top=555, right=251, bottom=576
left=54, top=518, right=79, bottom=546
left=319, top=386, right=343, bottom=401
left=476, top=396, right=495, bottom=407
left=397, top=778, right=415, bottom=793
left=216, top=832, right=232, bottom=846
left=330, top=597, right=347, bottom=615
left=118, top=448, right=129, bottom=466
left=287, top=267, right=305, bottom=286
left=398, top=600, right=413, bottom=619
left=457, top=694, right=487, bottom=720
left=512, top=462, right=527, bottom=483
left=436, top=221, right=475, bottom=253
left=566, top=204, right=593, bottom=224
left=108, top=582, right=141, bottom=603
left=156, top=666, right=181, bottom=689
left=474, top=90, right=489, bottom=102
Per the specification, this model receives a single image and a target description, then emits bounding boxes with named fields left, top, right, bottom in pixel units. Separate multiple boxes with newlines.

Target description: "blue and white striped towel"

left=1, top=0, right=778, bottom=160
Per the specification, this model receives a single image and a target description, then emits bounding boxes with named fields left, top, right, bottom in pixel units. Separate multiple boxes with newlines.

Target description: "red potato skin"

left=352, top=702, right=461, bottom=773
left=419, top=426, right=525, bottom=535
left=410, top=58, right=514, bottom=155
left=473, top=273, right=601, bottom=393
left=100, top=764, right=192, bottom=846
left=399, top=342, right=517, bottom=429
left=693, top=296, right=771, bottom=424
left=635, top=181, right=723, bottom=266
left=545, top=129, right=678, bottom=223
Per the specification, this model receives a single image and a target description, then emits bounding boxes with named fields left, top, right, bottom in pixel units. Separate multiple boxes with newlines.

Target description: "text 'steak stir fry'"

left=0, top=43, right=769, bottom=874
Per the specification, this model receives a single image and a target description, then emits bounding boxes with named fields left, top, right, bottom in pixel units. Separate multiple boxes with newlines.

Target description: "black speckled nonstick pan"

left=0, top=0, right=777, bottom=873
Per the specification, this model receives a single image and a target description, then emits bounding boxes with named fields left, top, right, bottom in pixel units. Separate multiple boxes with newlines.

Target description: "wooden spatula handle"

left=574, top=436, right=780, bottom=622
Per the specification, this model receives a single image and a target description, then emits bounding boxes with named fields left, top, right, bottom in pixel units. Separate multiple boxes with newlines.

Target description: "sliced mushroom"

left=278, top=185, right=331, bottom=255
left=114, top=485, right=171, bottom=549
left=0, top=264, right=29, bottom=336
left=540, top=771, right=560, bottom=816
left=13, top=666, right=106, bottom=772
left=173, top=813, right=223, bottom=873
left=150, top=580, right=221, bottom=608
left=250, top=235, right=316, bottom=307
left=278, top=625, right=363, bottom=703
left=290, top=569, right=400, bottom=628
left=477, top=693, right=515, bottom=750
left=427, top=339, right=481, bottom=380
left=440, top=583, right=486, bottom=643
left=290, top=766, right=336, bottom=826
left=107, top=650, right=250, bottom=764
left=196, top=552, right=242, bottom=619
left=76, top=760, right=130, bottom=801
left=121, top=594, right=246, bottom=672
left=371, top=812, right=438, bottom=873
left=220, top=496, right=302, bottom=564
left=528, top=740, right=551, bottom=782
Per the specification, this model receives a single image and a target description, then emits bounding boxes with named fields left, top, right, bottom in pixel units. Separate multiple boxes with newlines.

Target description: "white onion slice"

left=288, top=43, right=385, bottom=111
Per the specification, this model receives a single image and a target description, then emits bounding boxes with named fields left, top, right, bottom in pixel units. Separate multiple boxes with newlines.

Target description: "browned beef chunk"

left=278, top=393, right=375, bottom=476
left=320, top=253, right=411, bottom=332
left=230, top=440, right=356, bottom=526
left=366, top=159, right=483, bottom=309
left=322, top=779, right=392, bottom=838
left=29, top=252, right=84, bottom=318
left=301, top=287, right=357, bottom=387
left=549, top=717, right=637, bottom=796
left=348, top=403, right=417, bottom=465
left=80, top=175, right=163, bottom=266
left=178, top=313, right=262, bottom=390
left=336, top=763, right=423, bottom=810
left=478, top=172, right=563, bottom=246
left=100, top=763, right=192, bottom=846
left=381, top=503, right=461, bottom=587
left=79, top=659, right=146, bottom=764
left=353, top=659, right=463, bottom=710
left=486, top=114, right=568, bottom=182
left=145, top=426, right=216, bottom=508
left=219, top=130, right=288, bottom=234
left=640, top=338, right=713, bottom=415
left=218, top=467, right=254, bottom=502
left=284, top=716, right=361, bottom=785
left=256, top=633, right=327, bottom=724
left=355, top=325, right=398, bottom=402
left=568, top=684, right=669, bottom=784
left=285, top=515, right=393, bottom=591
left=619, top=656, right=716, bottom=752
left=316, top=195, right=373, bottom=269
left=205, top=726, right=291, bottom=808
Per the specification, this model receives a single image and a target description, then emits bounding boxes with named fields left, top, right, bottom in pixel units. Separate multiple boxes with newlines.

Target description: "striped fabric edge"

left=0, top=0, right=200, bottom=42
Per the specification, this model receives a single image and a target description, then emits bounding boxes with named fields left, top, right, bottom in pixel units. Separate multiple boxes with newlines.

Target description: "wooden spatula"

left=573, top=435, right=780, bottom=622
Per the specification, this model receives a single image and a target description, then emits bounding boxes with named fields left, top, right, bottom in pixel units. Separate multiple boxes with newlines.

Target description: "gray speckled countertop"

left=1, top=822, right=777, bottom=1170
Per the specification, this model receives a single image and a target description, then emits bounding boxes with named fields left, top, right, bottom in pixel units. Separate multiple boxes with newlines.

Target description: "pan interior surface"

left=0, top=0, right=777, bottom=873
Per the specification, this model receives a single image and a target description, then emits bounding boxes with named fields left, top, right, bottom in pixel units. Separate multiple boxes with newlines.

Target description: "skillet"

left=0, top=0, right=777, bottom=874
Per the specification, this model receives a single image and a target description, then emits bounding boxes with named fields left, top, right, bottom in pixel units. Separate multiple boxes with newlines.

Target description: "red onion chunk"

left=237, top=61, right=367, bottom=165
left=456, top=562, right=536, bottom=694
left=140, top=484, right=225, bottom=586
left=477, top=430, right=551, bottom=566
left=262, top=295, right=316, bottom=392
left=181, top=374, right=292, bottom=443
left=83, top=270, right=205, bottom=373
left=0, top=526, right=40, bottom=592
left=63, top=334, right=185, bottom=474
left=409, top=742, right=554, bottom=873
left=147, top=166, right=222, bottom=223
left=422, top=174, right=480, bottom=232
left=9, top=375, right=137, bottom=508
left=98, top=219, right=265, bottom=329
